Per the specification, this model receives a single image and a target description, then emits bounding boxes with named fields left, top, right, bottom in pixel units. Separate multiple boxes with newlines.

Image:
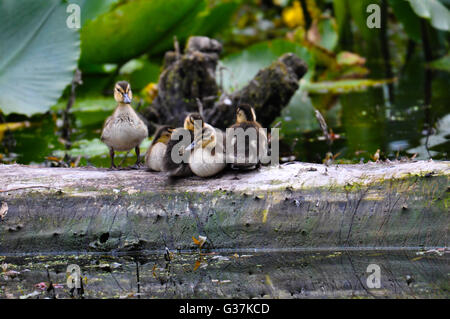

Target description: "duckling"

left=101, top=81, right=148, bottom=169
left=162, top=113, right=204, bottom=177
left=186, top=122, right=226, bottom=178
left=226, top=104, right=268, bottom=169
left=145, top=125, right=174, bottom=171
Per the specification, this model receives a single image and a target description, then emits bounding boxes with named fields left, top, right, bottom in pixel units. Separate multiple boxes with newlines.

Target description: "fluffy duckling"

left=227, top=104, right=268, bottom=169
left=186, top=122, right=226, bottom=178
left=101, top=81, right=148, bottom=169
left=162, top=113, right=204, bottom=177
left=145, top=125, right=174, bottom=171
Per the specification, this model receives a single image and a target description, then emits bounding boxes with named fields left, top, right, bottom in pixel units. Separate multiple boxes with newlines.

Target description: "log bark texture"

left=0, top=161, right=448, bottom=254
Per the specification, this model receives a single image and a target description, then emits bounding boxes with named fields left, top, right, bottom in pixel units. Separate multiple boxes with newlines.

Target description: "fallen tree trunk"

left=0, top=160, right=448, bottom=254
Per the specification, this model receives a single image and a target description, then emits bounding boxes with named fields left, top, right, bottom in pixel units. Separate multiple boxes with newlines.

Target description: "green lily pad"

left=54, top=137, right=152, bottom=168
left=0, top=0, right=80, bottom=116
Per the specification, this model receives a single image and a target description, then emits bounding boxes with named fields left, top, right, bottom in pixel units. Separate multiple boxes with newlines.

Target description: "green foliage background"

left=0, top=0, right=449, bottom=165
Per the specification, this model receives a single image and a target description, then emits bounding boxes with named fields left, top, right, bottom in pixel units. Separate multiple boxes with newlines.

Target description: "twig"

left=62, top=69, right=82, bottom=148
left=196, top=98, right=204, bottom=118
left=314, top=109, right=331, bottom=145
left=173, top=36, right=180, bottom=60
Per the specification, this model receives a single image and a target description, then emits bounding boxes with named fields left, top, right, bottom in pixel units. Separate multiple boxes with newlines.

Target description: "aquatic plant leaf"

left=80, top=0, right=207, bottom=65
left=406, top=0, right=450, bottom=31
left=0, top=0, right=80, bottom=116
left=192, top=1, right=240, bottom=36
left=302, top=79, right=394, bottom=94
left=429, top=54, right=450, bottom=72
left=219, top=39, right=314, bottom=92
left=0, top=122, right=31, bottom=142
left=336, top=52, right=366, bottom=66
left=316, top=18, right=338, bottom=52
left=71, top=0, right=120, bottom=26
left=149, top=0, right=240, bottom=55
left=117, top=59, right=161, bottom=91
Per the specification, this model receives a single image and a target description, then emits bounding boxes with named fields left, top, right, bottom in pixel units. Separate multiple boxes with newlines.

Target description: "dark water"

left=1, top=249, right=448, bottom=299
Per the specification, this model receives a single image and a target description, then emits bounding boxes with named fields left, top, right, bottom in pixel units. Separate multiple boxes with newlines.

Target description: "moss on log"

left=144, top=36, right=308, bottom=131
left=0, top=161, right=448, bottom=254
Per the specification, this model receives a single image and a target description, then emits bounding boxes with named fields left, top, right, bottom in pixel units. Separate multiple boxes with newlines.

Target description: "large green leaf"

left=407, top=0, right=450, bottom=31
left=0, top=0, right=80, bottom=116
left=149, top=0, right=240, bottom=55
left=72, top=0, right=120, bottom=26
left=80, top=0, right=206, bottom=65
left=219, top=39, right=315, bottom=92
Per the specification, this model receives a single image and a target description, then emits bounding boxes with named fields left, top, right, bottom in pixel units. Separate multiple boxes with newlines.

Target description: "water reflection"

left=0, top=250, right=448, bottom=299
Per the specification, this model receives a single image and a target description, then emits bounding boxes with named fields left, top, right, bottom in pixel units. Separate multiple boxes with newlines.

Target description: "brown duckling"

left=145, top=125, right=174, bottom=171
left=226, top=104, right=268, bottom=169
left=101, top=81, right=148, bottom=169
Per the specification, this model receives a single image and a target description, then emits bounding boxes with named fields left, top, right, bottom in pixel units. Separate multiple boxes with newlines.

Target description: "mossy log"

left=0, top=160, right=448, bottom=254
left=144, top=36, right=307, bottom=131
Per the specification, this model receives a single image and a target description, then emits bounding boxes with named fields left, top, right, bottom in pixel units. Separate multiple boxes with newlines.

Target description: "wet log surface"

left=0, top=160, right=448, bottom=254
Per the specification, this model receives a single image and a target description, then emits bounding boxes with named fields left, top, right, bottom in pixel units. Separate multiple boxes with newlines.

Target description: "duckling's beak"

left=123, top=93, right=131, bottom=104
